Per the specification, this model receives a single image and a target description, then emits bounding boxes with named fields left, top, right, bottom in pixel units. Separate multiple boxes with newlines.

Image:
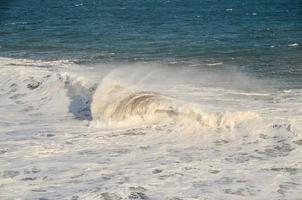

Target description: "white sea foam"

left=288, top=43, right=299, bottom=47
left=206, top=62, right=223, bottom=66
left=0, top=57, right=301, bottom=199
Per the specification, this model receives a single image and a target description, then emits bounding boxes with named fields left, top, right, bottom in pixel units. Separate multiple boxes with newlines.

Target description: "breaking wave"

left=0, top=57, right=95, bottom=122
left=91, top=81, right=259, bottom=128
left=1, top=57, right=299, bottom=134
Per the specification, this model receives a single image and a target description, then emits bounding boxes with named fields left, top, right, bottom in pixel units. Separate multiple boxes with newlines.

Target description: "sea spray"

left=91, top=81, right=260, bottom=129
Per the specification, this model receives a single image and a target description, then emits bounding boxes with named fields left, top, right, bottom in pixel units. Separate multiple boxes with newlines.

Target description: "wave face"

left=91, top=81, right=260, bottom=129
left=0, top=57, right=95, bottom=124
left=92, top=83, right=177, bottom=121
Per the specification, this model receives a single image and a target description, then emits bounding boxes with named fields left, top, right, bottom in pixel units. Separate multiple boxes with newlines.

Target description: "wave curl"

left=91, top=82, right=259, bottom=128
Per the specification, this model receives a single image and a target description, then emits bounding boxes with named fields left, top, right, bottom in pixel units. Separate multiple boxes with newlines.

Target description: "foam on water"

left=0, top=57, right=301, bottom=199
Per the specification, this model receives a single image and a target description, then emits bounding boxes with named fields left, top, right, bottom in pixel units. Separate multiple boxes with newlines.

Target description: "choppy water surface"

left=0, top=0, right=302, bottom=199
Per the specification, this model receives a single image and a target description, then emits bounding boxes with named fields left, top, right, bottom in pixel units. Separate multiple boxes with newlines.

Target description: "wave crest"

left=91, top=82, right=259, bottom=128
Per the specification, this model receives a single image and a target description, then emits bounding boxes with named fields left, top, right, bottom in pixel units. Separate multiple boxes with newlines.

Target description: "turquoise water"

left=0, top=0, right=301, bottom=84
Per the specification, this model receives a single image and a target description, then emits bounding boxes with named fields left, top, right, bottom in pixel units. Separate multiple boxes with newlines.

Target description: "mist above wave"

left=91, top=80, right=260, bottom=130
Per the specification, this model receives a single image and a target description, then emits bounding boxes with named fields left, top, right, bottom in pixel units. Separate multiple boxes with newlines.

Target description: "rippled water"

left=1, top=2, right=301, bottom=61
left=1, top=0, right=301, bottom=87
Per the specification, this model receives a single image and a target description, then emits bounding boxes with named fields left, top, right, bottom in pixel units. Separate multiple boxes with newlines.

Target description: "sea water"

left=0, top=0, right=302, bottom=199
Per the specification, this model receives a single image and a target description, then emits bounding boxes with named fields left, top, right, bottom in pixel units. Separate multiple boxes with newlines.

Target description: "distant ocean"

left=0, top=1, right=302, bottom=199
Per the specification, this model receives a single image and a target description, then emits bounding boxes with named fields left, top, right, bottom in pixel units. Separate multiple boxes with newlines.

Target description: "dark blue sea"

left=1, top=0, right=301, bottom=85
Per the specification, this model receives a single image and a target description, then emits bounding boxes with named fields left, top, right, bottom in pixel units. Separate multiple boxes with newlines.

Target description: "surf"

left=91, top=80, right=260, bottom=129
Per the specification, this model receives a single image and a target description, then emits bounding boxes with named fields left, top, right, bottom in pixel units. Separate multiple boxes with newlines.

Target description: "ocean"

left=0, top=0, right=302, bottom=199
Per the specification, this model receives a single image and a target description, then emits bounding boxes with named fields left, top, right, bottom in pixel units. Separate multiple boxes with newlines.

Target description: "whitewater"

left=0, top=57, right=301, bottom=200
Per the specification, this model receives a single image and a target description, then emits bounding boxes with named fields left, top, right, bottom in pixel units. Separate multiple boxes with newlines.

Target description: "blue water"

left=0, top=0, right=301, bottom=86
